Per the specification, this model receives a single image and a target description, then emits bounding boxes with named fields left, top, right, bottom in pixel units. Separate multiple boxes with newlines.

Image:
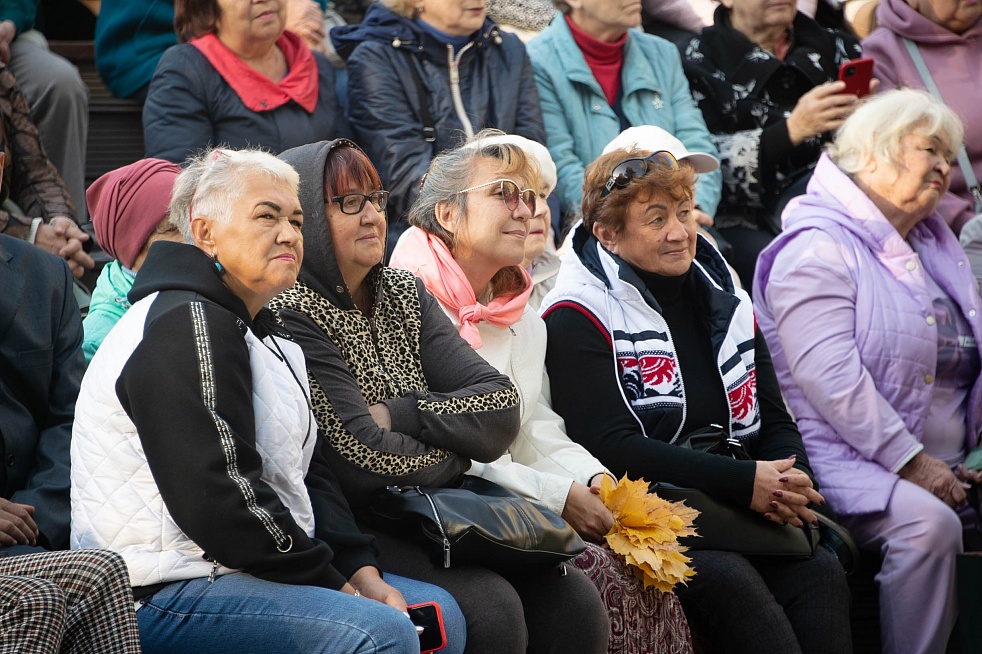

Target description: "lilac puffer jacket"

left=754, top=154, right=982, bottom=516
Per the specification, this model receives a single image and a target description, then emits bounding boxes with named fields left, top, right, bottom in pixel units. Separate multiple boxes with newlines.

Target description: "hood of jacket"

left=876, top=0, right=982, bottom=44
left=330, top=1, right=503, bottom=61
left=278, top=139, right=373, bottom=311
left=128, top=240, right=254, bottom=326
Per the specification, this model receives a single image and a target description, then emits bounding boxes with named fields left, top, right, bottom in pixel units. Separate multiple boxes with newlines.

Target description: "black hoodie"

left=270, top=140, right=520, bottom=507
left=119, top=241, right=377, bottom=591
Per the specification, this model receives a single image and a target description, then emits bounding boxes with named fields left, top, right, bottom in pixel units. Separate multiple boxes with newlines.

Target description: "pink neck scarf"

left=390, top=227, right=533, bottom=349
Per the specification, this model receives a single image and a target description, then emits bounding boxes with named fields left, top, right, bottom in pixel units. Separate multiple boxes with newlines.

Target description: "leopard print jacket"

left=271, top=267, right=520, bottom=499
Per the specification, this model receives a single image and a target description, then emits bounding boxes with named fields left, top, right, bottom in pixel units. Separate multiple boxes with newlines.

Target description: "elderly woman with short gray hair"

left=754, top=89, right=982, bottom=654
left=71, top=147, right=459, bottom=654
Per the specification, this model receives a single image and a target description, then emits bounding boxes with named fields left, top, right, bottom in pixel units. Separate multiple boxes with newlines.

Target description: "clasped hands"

left=34, top=216, right=94, bottom=278
left=751, top=456, right=824, bottom=528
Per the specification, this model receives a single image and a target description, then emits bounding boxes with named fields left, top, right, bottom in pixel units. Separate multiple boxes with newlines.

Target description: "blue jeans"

left=137, top=572, right=466, bottom=654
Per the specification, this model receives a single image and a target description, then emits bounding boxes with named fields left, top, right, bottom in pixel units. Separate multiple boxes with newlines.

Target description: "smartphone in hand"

left=838, top=58, right=874, bottom=98
left=408, top=602, right=448, bottom=654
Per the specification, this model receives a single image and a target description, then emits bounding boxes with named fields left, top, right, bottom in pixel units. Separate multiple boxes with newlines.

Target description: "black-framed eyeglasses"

left=329, top=190, right=389, bottom=215
left=453, top=179, right=536, bottom=214
left=600, top=150, right=680, bottom=198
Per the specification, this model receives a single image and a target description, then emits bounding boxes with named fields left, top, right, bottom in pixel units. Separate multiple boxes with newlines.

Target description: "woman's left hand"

left=751, top=458, right=824, bottom=528
left=349, top=566, right=409, bottom=613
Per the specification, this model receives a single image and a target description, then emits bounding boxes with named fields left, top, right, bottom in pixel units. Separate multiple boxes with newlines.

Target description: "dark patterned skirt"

left=573, top=543, right=693, bottom=654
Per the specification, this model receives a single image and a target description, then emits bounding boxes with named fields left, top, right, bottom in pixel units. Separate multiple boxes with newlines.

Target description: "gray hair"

left=169, top=147, right=300, bottom=243
left=408, top=128, right=539, bottom=253
left=828, top=88, right=964, bottom=176
left=461, top=131, right=555, bottom=195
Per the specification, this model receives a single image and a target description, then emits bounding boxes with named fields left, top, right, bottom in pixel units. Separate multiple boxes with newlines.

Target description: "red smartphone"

left=837, top=58, right=874, bottom=98
left=408, top=602, right=448, bottom=654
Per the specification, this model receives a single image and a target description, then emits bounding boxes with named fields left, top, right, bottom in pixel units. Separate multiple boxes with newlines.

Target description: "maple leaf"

left=599, top=474, right=700, bottom=592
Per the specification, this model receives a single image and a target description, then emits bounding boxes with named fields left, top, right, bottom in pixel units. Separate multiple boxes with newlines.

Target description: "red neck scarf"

left=191, top=31, right=319, bottom=113
left=566, top=15, right=626, bottom=107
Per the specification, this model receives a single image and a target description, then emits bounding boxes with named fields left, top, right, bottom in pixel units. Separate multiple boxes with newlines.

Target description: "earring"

left=212, top=253, right=225, bottom=275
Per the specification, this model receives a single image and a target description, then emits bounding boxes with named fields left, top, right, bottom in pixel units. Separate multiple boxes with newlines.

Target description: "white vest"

left=71, top=294, right=316, bottom=587
left=541, top=239, right=761, bottom=442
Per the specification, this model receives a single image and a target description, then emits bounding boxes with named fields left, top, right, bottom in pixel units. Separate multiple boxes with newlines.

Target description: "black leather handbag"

left=653, top=425, right=818, bottom=558
left=369, top=475, right=586, bottom=573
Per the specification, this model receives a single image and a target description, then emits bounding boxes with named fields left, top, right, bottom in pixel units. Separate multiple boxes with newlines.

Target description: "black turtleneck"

left=633, top=267, right=731, bottom=435
left=544, top=261, right=810, bottom=509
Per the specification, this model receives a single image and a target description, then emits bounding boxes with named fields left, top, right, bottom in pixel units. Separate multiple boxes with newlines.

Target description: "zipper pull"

left=208, top=560, right=219, bottom=584
left=443, top=539, right=451, bottom=568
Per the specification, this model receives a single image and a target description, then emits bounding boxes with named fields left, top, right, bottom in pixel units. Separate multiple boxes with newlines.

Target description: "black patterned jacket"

left=0, top=65, right=76, bottom=238
left=680, top=7, right=860, bottom=228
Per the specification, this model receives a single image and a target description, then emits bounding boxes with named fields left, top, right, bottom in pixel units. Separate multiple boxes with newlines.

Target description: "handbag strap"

left=902, top=37, right=982, bottom=214
left=401, top=48, right=437, bottom=152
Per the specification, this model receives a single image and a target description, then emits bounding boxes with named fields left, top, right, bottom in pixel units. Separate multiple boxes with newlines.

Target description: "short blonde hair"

left=828, top=88, right=964, bottom=175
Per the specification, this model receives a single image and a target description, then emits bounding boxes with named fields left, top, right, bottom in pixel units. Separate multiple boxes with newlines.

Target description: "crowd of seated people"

left=2, top=0, right=981, bottom=652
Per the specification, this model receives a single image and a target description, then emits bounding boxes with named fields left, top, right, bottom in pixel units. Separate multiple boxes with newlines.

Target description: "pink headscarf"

left=390, top=227, right=533, bottom=349
left=87, top=158, right=181, bottom=270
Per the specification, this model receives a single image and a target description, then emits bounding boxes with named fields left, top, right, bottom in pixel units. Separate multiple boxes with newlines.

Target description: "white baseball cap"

left=603, top=126, right=719, bottom=174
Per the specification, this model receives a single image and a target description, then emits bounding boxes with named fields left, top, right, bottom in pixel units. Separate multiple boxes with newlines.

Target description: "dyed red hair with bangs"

left=323, top=144, right=383, bottom=200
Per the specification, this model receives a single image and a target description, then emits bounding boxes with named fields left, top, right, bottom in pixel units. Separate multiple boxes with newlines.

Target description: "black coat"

left=0, top=235, right=83, bottom=553
left=331, top=4, right=546, bottom=243
left=680, top=8, right=861, bottom=226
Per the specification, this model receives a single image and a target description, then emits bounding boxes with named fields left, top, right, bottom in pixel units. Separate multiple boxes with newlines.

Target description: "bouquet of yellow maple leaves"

left=598, top=475, right=700, bottom=593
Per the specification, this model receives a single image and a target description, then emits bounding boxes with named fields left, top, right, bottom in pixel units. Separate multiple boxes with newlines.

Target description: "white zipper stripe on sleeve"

left=189, top=302, right=289, bottom=549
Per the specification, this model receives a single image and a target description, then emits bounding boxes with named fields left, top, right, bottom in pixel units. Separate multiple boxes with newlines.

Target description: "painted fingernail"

left=779, top=477, right=789, bottom=483
left=812, top=519, right=820, bottom=526
left=787, top=454, right=797, bottom=460
left=769, top=501, right=779, bottom=510
left=819, top=499, right=826, bottom=505
left=773, top=490, right=784, bottom=497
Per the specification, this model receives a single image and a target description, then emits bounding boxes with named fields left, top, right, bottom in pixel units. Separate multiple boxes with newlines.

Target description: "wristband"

left=27, top=217, right=43, bottom=244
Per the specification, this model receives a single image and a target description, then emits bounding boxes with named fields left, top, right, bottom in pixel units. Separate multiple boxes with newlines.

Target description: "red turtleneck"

left=565, top=15, right=626, bottom=107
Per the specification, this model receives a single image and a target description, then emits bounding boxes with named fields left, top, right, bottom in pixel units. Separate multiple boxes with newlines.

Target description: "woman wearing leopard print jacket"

left=270, top=138, right=609, bottom=654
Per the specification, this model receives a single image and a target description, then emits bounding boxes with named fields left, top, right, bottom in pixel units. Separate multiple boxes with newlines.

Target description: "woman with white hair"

left=71, top=147, right=461, bottom=654
left=754, top=89, right=982, bottom=654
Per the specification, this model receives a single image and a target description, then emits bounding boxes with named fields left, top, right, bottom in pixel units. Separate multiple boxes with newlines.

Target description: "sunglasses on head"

left=329, top=190, right=389, bottom=215
left=454, top=179, right=536, bottom=214
left=600, top=150, right=680, bottom=198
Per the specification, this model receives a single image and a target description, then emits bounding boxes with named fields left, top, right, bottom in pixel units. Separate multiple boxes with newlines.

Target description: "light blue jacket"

left=82, top=260, right=134, bottom=364
left=527, top=14, right=722, bottom=218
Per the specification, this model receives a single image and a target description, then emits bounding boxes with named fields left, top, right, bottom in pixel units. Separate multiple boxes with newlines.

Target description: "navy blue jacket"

left=0, top=235, right=83, bottom=554
left=331, top=4, right=546, bottom=240
left=143, top=43, right=351, bottom=163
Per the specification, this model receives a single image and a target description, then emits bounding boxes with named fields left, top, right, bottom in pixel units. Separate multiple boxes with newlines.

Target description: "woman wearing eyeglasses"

left=540, top=143, right=851, bottom=654
left=390, top=130, right=698, bottom=654
left=269, top=137, right=610, bottom=654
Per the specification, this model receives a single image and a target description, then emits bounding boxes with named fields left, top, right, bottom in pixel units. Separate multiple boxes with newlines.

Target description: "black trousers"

left=364, top=525, right=610, bottom=654
left=675, top=547, right=852, bottom=654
